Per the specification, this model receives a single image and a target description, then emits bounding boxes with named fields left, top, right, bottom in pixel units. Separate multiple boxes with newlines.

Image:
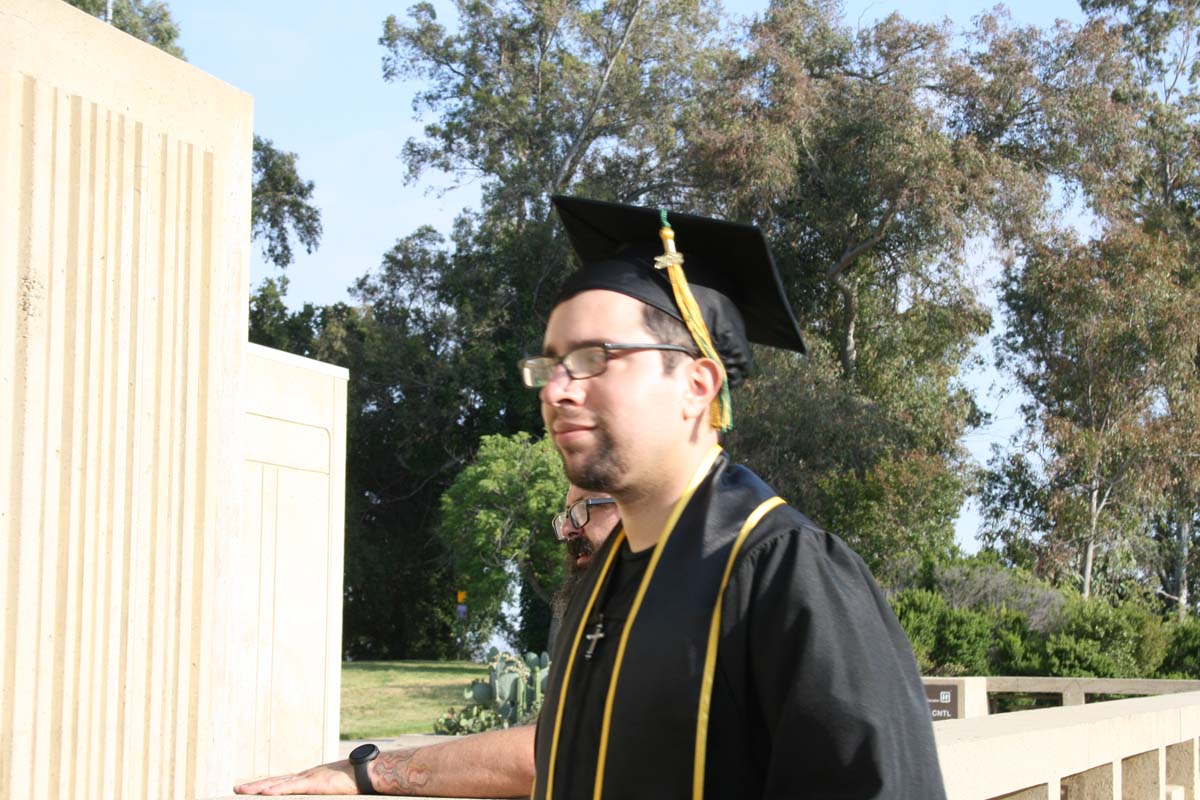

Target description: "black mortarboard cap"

left=551, top=195, right=806, bottom=389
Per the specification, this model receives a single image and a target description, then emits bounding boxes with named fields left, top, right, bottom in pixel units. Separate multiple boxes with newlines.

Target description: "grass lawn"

left=341, top=660, right=489, bottom=739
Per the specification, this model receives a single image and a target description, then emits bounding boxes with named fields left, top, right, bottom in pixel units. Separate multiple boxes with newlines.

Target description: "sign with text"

left=925, top=683, right=960, bottom=721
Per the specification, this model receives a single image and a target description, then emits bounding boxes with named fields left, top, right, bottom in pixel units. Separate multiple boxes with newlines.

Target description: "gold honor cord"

left=654, top=211, right=733, bottom=431
left=540, top=524, right=627, bottom=800
left=691, top=495, right=786, bottom=800
left=591, top=445, right=725, bottom=800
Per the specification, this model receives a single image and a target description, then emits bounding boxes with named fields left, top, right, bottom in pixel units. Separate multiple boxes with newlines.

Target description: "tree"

left=380, top=0, right=727, bottom=220
left=979, top=0, right=1200, bottom=607
left=991, top=224, right=1191, bottom=597
left=690, top=3, right=1011, bottom=377
left=691, top=3, right=1064, bottom=572
left=322, top=0, right=735, bottom=654
left=1075, top=0, right=1200, bottom=617
left=436, top=433, right=568, bottom=653
left=252, top=135, right=323, bottom=270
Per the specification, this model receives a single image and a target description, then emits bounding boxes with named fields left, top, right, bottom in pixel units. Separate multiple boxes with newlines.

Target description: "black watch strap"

left=348, top=743, right=380, bottom=795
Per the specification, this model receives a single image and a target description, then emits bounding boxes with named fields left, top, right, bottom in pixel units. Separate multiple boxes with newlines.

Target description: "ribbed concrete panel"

left=0, top=2, right=252, bottom=799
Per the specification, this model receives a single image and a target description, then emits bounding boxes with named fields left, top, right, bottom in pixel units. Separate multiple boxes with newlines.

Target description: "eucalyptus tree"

left=1072, top=0, right=1200, bottom=614
left=994, top=224, right=1192, bottom=597
left=684, top=3, right=1086, bottom=574
left=979, top=0, right=1200, bottom=604
left=380, top=0, right=728, bottom=219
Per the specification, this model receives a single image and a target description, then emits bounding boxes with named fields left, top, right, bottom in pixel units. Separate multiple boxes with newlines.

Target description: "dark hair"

left=642, top=304, right=695, bottom=373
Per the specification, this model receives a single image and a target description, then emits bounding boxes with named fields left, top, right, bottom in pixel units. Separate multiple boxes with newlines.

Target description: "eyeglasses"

left=519, top=343, right=697, bottom=388
left=552, top=497, right=617, bottom=541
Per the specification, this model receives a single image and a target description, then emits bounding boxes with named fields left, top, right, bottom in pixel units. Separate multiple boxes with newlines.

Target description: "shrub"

left=935, top=559, right=1066, bottom=632
left=934, top=606, right=994, bottom=675
left=1034, top=598, right=1167, bottom=678
left=891, top=589, right=946, bottom=673
left=891, top=588, right=997, bottom=676
left=1159, top=618, right=1200, bottom=678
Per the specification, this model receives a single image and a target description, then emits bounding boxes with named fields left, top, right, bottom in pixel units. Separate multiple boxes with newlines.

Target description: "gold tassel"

left=654, top=214, right=732, bottom=431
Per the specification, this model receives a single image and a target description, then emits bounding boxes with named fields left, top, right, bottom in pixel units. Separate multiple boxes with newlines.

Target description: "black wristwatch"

left=348, top=743, right=380, bottom=795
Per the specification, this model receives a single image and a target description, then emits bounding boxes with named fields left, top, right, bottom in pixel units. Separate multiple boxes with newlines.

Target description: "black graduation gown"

left=533, top=447, right=946, bottom=800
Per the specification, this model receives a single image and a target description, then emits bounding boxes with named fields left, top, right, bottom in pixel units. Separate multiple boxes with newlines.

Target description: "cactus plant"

left=434, top=650, right=551, bottom=735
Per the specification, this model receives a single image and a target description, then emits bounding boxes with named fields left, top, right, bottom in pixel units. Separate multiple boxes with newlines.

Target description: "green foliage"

left=437, top=433, right=568, bottom=653
left=248, top=276, right=321, bottom=352
left=1039, top=597, right=1168, bottom=678
left=697, top=4, right=1022, bottom=574
left=890, top=589, right=994, bottom=676
left=935, top=606, right=995, bottom=676
left=890, top=556, right=1171, bottom=680
left=731, top=344, right=973, bottom=583
left=891, top=589, right=945, bottom=673
left=434, top=650, right=550, bottom=735
left=380, top=0, right=725, bottom=208
left=981, top=0, right=1200, bottom=604
left=991, top=609, right=1043, bottom=676
left=989, top=224, right=1195, bottom=597
left=1160, top=619, right=1200, bottom=678
left=932, top=556, right=1067, bottom=632
left=252, top=135, right=323, bottom=270
left=816, top=453, right=961, bottom=580
left=432, top=703, right=504, bottom=736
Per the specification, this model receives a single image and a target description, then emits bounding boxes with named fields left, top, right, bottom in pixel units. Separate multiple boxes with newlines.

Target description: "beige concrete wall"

left=0, top=1, right=252, bottom=798
left=234, top=343, right=348, bottom=784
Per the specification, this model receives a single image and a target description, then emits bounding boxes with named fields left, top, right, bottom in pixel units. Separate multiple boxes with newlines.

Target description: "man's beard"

left=566, top=534, right=595, bottom=567
left=560, top=424, right=625, bottom=493
left=551, top=525, right=606, bottom=618
left=552, top=565, right=589, bottom=620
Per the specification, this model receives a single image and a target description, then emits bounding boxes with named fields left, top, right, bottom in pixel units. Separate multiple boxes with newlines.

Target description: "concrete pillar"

left=1121, top=750, right=1160, bottom=800
left=1166, top=740, right=1197, bottom=800
left=1062, top=763, right=1115, bottom=800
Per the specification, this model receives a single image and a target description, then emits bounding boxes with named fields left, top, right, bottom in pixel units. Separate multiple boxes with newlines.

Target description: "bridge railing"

left=986, top=676, right=1200, bottom=707
left=935, top=687, right=1200, bottom=800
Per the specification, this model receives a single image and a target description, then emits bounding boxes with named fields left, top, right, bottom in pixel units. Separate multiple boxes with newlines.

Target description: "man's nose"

left=540, top=364, right=582, bottom=405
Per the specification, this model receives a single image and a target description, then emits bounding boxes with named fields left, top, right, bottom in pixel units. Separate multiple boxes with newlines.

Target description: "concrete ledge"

left=936, top=691, right=1200, bottom=799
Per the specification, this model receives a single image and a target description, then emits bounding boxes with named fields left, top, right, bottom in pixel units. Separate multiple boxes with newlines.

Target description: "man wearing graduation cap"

left=524, top=196, right=945, bottom=799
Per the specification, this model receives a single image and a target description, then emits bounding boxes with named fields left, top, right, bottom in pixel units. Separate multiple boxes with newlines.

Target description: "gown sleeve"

left=725, top=521, right=948, bottom=799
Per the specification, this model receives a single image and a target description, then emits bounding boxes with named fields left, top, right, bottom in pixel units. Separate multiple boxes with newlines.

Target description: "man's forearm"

left=371, top=725, right=535, bottom=797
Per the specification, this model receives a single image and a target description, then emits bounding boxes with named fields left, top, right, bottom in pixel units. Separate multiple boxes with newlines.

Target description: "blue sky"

left=169, top=0, right=1085, bottom=550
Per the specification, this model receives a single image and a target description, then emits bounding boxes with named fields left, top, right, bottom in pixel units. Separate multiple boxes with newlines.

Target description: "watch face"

left=349, top=743, right=379, bottom=764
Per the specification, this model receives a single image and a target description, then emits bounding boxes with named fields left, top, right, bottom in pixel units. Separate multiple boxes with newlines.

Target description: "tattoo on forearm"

left=374, top=749, right=432, bottom=794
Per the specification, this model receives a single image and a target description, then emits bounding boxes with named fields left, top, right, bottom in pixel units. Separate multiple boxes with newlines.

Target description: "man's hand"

left=233, top=759, right=358, bottom=795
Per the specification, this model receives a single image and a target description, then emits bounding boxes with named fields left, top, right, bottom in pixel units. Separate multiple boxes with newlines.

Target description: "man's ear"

left=681, top=357, right=723, bottom=421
